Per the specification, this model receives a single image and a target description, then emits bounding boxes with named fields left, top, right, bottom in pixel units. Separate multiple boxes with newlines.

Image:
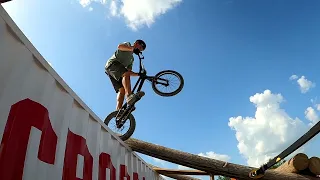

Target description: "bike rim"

left=107, top=116, right=131, bottom=136
left=154, top=72, right=182, bottom=94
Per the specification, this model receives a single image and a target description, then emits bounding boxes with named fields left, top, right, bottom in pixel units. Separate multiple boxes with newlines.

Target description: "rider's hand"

left=133, top=48, right=140, bottom=55
left=128, top=70, right=139, bottom=76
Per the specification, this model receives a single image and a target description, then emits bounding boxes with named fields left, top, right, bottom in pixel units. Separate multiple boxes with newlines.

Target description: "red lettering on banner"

left=133, top=172, right=139, bottom=180
left=99, top=153, right=116, bottom=180
left=0, top=98, right=58, bottom=180
left=63, top=130, right=93, bottom=180
left=0, top=99, right=155, bottom=180
left=120, top=164, right=131, bottom=180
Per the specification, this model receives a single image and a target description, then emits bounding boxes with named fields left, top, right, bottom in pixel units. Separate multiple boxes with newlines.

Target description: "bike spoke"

left=154, top=73, right=180, bottom=93
left=108, top=116, right=131, bottom=135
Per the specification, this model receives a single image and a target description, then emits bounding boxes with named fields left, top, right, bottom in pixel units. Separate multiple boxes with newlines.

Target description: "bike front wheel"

left=152, top=70, right=184, bottom=97
left=104, top=110, right=136, bottom=141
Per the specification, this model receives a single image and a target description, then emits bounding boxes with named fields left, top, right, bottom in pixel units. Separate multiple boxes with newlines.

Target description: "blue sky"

left=3, top=0, right=320, bottom=179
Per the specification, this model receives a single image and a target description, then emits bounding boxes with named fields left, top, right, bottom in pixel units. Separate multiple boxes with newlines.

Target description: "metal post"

left=210, top=174, right=214, bottom=180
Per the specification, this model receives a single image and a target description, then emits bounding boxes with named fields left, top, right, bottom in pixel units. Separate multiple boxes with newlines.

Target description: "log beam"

left=149, top=164, right=203, bottom=179
left=153, top=167, right=209, bottom=175
left=125, top=137, right=319, bottom=180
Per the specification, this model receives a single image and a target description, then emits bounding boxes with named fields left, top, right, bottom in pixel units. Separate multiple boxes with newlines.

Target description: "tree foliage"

left=216, top=176, right=231, bottom=180
left=270, top=159, right=287, bottom=169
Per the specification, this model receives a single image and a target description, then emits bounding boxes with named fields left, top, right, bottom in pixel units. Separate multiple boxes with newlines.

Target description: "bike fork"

left=116, top=106, right=135, bottom=128
left=115, top=92, right=144, bottom=128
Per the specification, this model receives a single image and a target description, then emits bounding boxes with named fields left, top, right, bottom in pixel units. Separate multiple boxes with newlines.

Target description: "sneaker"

left=126, top=91, right=145, bottom=105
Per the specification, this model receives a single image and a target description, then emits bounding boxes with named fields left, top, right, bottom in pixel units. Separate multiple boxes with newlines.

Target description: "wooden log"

left=153, top=167, right=209, bottom=175
left=125, top=137, right=319, bottom=180
left=299, top=169, right=320, bottom=179
left=308, top=157, right=320, bottom=176
left=274, top=153, right=309, bottom=173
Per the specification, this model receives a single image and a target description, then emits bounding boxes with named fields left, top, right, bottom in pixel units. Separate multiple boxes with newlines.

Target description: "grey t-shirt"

left=105, top=42, right=134, bottom=70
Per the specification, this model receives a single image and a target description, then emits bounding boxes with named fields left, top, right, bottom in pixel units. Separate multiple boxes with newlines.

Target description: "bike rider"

left=105, top=39, right=146, bottom=114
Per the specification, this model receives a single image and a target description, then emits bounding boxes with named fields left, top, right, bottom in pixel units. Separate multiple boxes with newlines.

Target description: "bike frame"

left=116, top=52, right=168, bottom=126
left=132, top=53, right=169, bottom=92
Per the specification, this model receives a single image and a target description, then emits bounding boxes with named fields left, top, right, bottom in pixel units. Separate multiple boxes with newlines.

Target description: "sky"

left=2, top=0, right=320, bottom=179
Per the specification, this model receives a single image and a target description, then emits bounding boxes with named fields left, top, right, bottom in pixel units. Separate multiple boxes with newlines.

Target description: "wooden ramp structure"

left=125, top=137, right=320, bottom=180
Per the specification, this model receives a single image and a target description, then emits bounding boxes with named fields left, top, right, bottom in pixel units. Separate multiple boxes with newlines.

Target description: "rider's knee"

left=122, top=71, right=130, bottom=78
left=119, top=87, right=125, bottom=94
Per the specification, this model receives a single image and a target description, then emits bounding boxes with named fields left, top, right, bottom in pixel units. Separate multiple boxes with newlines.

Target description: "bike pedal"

left=138, top=92, right=145, bottom=97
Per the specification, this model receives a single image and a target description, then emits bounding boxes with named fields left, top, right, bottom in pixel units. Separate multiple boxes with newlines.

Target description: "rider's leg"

left=116, top=87, right=125, bottom=110
left=105, top=63, right=126, bottom=111
left=121, top=71, right=145, bottom=105
left=106, top=62, right=144, bottom=106
left=122, top=71, right=132, bottom=97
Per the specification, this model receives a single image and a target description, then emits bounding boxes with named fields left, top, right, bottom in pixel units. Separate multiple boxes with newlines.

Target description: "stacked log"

left=308, top=157, right=320, bottom=176
left=274, top=153, right=320, bottom=178
left=274, top=153, right=309, bottom=173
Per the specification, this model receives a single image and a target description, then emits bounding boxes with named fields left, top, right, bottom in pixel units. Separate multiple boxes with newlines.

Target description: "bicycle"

left=104, top=51, right=184, bottom=141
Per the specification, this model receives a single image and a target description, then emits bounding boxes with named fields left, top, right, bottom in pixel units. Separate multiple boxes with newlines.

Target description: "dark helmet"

left=135, top=39, right=146, bottom=50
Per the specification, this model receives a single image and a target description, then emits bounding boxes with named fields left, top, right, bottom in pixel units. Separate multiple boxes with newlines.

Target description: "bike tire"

left=104, top=110, right=136, bottom=141
left=152, top=70, right=184, bottom=97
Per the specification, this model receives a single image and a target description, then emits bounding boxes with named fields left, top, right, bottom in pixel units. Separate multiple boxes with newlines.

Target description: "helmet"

left=135, top=39, right=146, bottom=50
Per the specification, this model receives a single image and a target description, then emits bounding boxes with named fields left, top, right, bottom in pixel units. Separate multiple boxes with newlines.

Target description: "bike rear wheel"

left=104, top=110, right=136, bottom=141
left=152, top=70, right=184, bottom=97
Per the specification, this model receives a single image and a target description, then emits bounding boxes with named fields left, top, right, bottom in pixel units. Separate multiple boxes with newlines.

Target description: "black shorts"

left=105, top=61, right=128, bottom=93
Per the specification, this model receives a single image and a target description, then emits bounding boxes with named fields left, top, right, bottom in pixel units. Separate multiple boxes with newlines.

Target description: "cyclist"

left=105, top=39, right=146, bottom=112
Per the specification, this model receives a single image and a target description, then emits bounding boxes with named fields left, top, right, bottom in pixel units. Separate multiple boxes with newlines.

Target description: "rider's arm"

left=127, top=66, right=139, bottom=76
left=118, top=42, right=133, bottom=52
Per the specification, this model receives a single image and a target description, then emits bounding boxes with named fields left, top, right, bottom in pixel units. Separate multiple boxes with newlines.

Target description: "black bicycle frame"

left=116, top=52, right=168, bottom=126
left=131, top=52, right=168, bottom=93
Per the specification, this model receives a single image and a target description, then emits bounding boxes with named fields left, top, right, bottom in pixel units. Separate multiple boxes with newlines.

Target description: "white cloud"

left=79, top=0, right=107, bottom=7
left=289, top=74, right=298, bottom=80
left=316, top=104, right=320, bottom=111
left=177, top=164, right=194, bottom=170
left=77, top=0, right=182, bottom=30
left=310, top=97, right=318, bottom=104
left=198, top=151, right=231, bottom=162
left=109, top=0, right=118, bottom=16
left=290, top=75, right=316, bottom=93
left=79, top=0, right=91, bottom=7
left=297, top=76, right=316, bottom=93
left=118, top=0, right=182, bottom=30
left=152, top=157, right=167, bottom=166
left=305, top=107, right=320, bottom=126
left=228, top=90, right=309, bottom=167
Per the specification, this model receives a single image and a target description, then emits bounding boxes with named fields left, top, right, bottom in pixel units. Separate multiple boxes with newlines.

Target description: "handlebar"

left=136, top=51, right=145, bottom=74
left=137, top=52, right=144, bottom=60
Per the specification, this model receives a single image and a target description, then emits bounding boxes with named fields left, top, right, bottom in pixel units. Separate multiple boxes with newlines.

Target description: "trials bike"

left=104, top=52, right=184, bottom=141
